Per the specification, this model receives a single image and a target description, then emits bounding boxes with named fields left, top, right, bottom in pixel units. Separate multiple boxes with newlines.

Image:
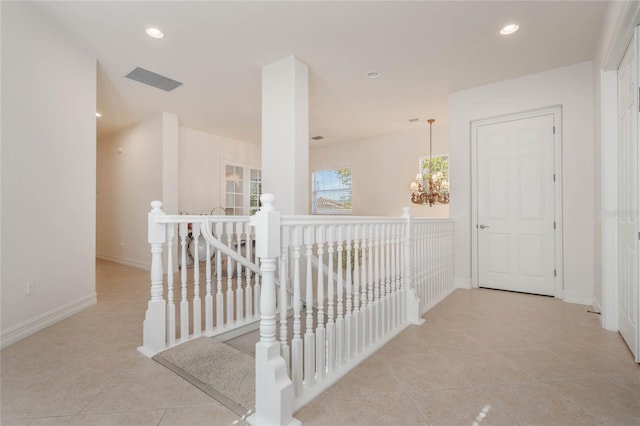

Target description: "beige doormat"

left=153, top=337, right=255, bottom=416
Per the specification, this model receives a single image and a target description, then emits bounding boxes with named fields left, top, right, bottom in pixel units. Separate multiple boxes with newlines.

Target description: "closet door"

left=617, top=28, right=639, bottom=362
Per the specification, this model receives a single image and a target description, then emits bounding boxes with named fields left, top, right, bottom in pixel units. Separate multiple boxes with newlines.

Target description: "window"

left=312, top=168, right=352, bottom=215
left=419, top=155, right=449, bottom=187
left=224, top=162, right=262, bottom=216
left=249, top=168, right=262, bottom=215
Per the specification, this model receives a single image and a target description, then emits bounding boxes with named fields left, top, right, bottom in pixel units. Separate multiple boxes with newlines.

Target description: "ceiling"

left=37, top=1, right=608, bottom=145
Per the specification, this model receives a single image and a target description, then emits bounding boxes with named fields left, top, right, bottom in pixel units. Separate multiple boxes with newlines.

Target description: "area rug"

left=153, top=337, right=255, bottom=416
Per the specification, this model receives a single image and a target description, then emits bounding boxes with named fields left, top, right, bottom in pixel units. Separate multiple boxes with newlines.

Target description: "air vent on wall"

left=311, top=136, right=324, bottom=141
left=125, top=67, right=183, bottom=92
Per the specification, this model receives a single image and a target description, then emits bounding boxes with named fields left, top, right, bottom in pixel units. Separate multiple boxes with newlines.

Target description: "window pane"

left=312, top=168, right=352, bottom=214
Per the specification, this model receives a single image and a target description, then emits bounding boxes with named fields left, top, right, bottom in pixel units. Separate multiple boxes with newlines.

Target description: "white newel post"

left=402, top=208, right=424, bottom=325
left=138, top=201, right=168, bottom=357
left=248, top=194, right=300, bottom=426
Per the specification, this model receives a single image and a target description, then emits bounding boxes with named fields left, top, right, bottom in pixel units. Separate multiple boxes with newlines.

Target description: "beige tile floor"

left=2, top=259, right=639, bottom=425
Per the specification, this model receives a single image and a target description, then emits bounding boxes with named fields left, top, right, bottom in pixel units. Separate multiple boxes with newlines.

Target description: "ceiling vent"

left=125, top=67, right=183, bottom=92
left=311, top=136, right=324, bottom=140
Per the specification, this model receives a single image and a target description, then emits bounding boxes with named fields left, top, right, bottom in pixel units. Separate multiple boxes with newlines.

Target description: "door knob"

left=479, top=224, right=489, bottom=229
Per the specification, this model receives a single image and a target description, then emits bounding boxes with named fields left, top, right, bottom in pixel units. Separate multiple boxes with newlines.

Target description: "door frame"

left=601, top=3, right=640, bottom=340
left=470, top=106, right=564, bottom=298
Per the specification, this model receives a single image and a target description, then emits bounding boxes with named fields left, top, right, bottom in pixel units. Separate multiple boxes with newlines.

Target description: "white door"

left=476, top=114, right=556, bottom=296
left=617, top=31, right=639, bottom=361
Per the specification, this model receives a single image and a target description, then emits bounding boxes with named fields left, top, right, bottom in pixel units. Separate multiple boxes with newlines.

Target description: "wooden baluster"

left=236, top=222, right=244, bottom=322
left=215, top=222, right=224, bottom=329
left=280, top=226, right=290, bottom=369
left=226, top=222, right=235, bottom=324
left=254, top=227, right=261, bottom=319
left=417, top=222, right=422, bottom=311
left=336, top=225, right=346, bottom=365
left=291, top=226, right=303, bottom=396
left=360, top=224, right=368, bottom=350
left=315, top=226, right=326, bottom=381
left=167, top=224, right=176, bottom=346
left=205, top=222, right=213, bottom=334
left=343, top=225, right=352, bottom=361
left=367, top=224, right=374, bottom=347
left=395, top=223, right=401, bottom=327
left=245, top=222, right=253, bottom=318
left=179, top=223, right=189, bottom=341
left=326, top=226, right=336, bottom=372
left=353, top=224, right=361, bottom=354
left=373, top=223, right=381, bottom=342
left=390, top=223, right=397, bottom=329
left=304, top=225, right=316, bottom=388
left=192, top=222, right=202, bottom=337
left=385, top=223, right=391, bottom=334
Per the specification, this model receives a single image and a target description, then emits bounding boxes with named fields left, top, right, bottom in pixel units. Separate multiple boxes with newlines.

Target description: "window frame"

left=222, top=160, right=262, bottom=216
left=311, top=167, right=353, bottom=215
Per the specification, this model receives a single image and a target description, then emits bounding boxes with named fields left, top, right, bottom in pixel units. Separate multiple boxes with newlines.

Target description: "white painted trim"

left=562, top=292, right=594, bottom=307
left=600, top=0, right=640, bottom=334
left=97, top=252, right=151, bottom=271
left=602, top=2, right=640, bottom=71
left=601, top=69, right=619, bottom=331
left=593, top=296, right=602, bottom=314
left=454, top=279, right=472, bottom=289
left=0, top=294, right=97, bottom=349
left=470, top=106, right=564, bottom=297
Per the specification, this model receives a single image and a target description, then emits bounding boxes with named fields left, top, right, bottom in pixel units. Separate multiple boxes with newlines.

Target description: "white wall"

left=310, top=128, right=450, bottom=218
left=449, top=61, right=594, bottom=304
left=179, top=127, right=261, bottom=215
left=1, top=2, right=97, bottom=346
left=97, top=113, right=178, bottom=269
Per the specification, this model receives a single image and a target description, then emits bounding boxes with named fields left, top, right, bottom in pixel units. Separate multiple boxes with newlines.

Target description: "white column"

left=262, top=55, right=309, bottom=215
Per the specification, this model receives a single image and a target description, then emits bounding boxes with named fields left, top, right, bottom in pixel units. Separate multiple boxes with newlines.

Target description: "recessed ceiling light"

left=96, top=112, right=102, bottom=117
left=146, top=27, right=164, bottom=39
left=367, top=71, right=381, bottom=79
left=500, top=24, right=519, bottom=35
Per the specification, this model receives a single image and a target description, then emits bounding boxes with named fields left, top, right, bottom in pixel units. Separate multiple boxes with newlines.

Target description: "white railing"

left=248, top=195, right=454, bottom=426
left=139, top=196, right=454, bottom=424
left=138, top=201, right=260, bottom=357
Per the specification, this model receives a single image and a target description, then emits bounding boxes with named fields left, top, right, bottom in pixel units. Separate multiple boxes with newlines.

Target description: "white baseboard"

left=0, top=294, right=97, bottom=349
left=97, top=253, right=150, bottom=271
left=562, top=291, right=593, bottom=306
left=454, top=279, right=472, bottom=289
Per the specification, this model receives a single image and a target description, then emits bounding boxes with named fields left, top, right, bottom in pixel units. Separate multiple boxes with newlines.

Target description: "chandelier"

left=410, top=118, right=450, bottom=206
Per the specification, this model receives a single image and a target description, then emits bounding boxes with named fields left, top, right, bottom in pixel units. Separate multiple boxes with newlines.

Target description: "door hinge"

left=554, top=221, right=557, bottom=229
left=554, top=269, right=557, bottom=277
left=553, top=174, right=556, bottom=182
left=553, top=126, right=556, bottom=135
